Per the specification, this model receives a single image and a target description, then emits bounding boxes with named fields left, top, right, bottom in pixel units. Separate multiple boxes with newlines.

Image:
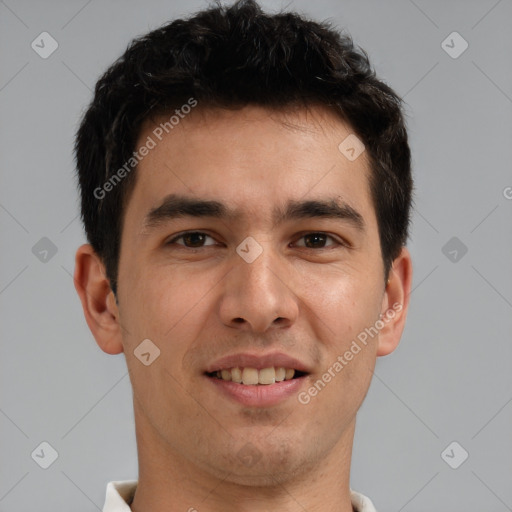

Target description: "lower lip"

left=206, top=375, right=306, bottom=407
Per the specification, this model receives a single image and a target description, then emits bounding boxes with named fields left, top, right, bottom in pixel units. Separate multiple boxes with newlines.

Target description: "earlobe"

left=376, top=247, right=413, bottom=357
left=73, top=244, right=124, bottom=355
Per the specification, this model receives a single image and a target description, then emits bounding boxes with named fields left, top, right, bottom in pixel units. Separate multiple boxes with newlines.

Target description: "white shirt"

left=102, top=480, right=377, bottom=511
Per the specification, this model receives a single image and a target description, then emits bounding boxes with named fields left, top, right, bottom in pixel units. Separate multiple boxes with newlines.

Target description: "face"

left=80, top=104, right=410, bottom=486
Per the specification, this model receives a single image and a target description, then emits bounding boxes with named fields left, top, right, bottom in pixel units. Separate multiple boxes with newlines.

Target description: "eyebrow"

left=142, top=193, right=365, bottom=232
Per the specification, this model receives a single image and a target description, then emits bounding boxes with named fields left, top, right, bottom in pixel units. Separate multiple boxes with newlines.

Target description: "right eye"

left=166, top=231, right=218, bottom=248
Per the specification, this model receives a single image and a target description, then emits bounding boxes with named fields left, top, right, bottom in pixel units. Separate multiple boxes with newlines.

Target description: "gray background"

left=1, top=0, right=511, bottom=510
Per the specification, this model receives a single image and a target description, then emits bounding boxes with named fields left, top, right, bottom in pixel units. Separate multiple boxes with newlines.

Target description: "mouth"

left=205, top=367, right=308, bottom=385
left=204, top=353, right=311, bottom=407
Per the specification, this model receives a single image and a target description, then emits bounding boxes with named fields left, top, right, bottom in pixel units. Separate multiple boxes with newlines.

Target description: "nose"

left=218, top=243, right=299, bottom=333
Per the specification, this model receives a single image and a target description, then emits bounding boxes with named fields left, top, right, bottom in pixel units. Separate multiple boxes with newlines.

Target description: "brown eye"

left=296, top=232, right=337, bottom=249
left=168, top=232, right=216, bottom=248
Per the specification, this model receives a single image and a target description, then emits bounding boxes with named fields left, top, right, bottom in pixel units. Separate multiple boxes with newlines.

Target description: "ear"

left=376, top=246, right=413, bottom=357
left=73, top=244, right=124, bottom=355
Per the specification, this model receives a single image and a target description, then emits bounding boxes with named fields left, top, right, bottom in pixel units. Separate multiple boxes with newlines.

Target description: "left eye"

left=294, top=232, right=338, bottom=249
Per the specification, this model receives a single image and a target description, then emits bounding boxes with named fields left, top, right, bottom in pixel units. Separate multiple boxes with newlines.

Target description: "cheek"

left=297, top=264, right=382, bottom=346
left=121, top=262, right=206, bottom=336
left=309, top=273, right=381, bottom=408
left=122, top=266, right=223, bottom=389
left=120, top=269, right=211, bottom=417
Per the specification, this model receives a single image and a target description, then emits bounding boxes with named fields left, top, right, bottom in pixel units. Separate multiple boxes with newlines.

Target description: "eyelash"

left=166, top=231, right=347, bottom=250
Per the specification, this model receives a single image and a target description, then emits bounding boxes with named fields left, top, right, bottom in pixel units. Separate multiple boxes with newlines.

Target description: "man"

left=73, top=1, right=413, bottom=510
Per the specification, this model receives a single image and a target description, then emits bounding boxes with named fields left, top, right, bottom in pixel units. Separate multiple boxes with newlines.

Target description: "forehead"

left=126, top=104, right=376, bottom=231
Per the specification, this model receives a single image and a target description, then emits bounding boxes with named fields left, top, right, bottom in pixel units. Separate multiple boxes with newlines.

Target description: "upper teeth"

left=215, top=367, right=296, bottom=385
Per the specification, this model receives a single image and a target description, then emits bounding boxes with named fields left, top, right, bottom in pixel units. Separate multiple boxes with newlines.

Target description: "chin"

left=201, top=438, right=315, bottom=487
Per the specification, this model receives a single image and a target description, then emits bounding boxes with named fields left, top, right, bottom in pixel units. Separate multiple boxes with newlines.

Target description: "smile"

left=206, top=366, right=307, bottom=385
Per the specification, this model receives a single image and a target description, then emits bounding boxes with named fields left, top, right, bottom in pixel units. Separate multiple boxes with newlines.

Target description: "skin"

left=74, top=104, right=412, bottom=512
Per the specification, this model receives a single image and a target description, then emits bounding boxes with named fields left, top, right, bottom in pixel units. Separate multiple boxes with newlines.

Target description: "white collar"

left=102, top=480, right=377, bottom=511
left=102, top=481, right=137, bottom=511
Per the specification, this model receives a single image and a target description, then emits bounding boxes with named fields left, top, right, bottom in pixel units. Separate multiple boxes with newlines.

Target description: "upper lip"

left=205, top=352, right=311, bottom=374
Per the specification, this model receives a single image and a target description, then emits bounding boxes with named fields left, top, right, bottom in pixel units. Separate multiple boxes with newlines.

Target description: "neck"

left=130, top=404, right=357, bottom=512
